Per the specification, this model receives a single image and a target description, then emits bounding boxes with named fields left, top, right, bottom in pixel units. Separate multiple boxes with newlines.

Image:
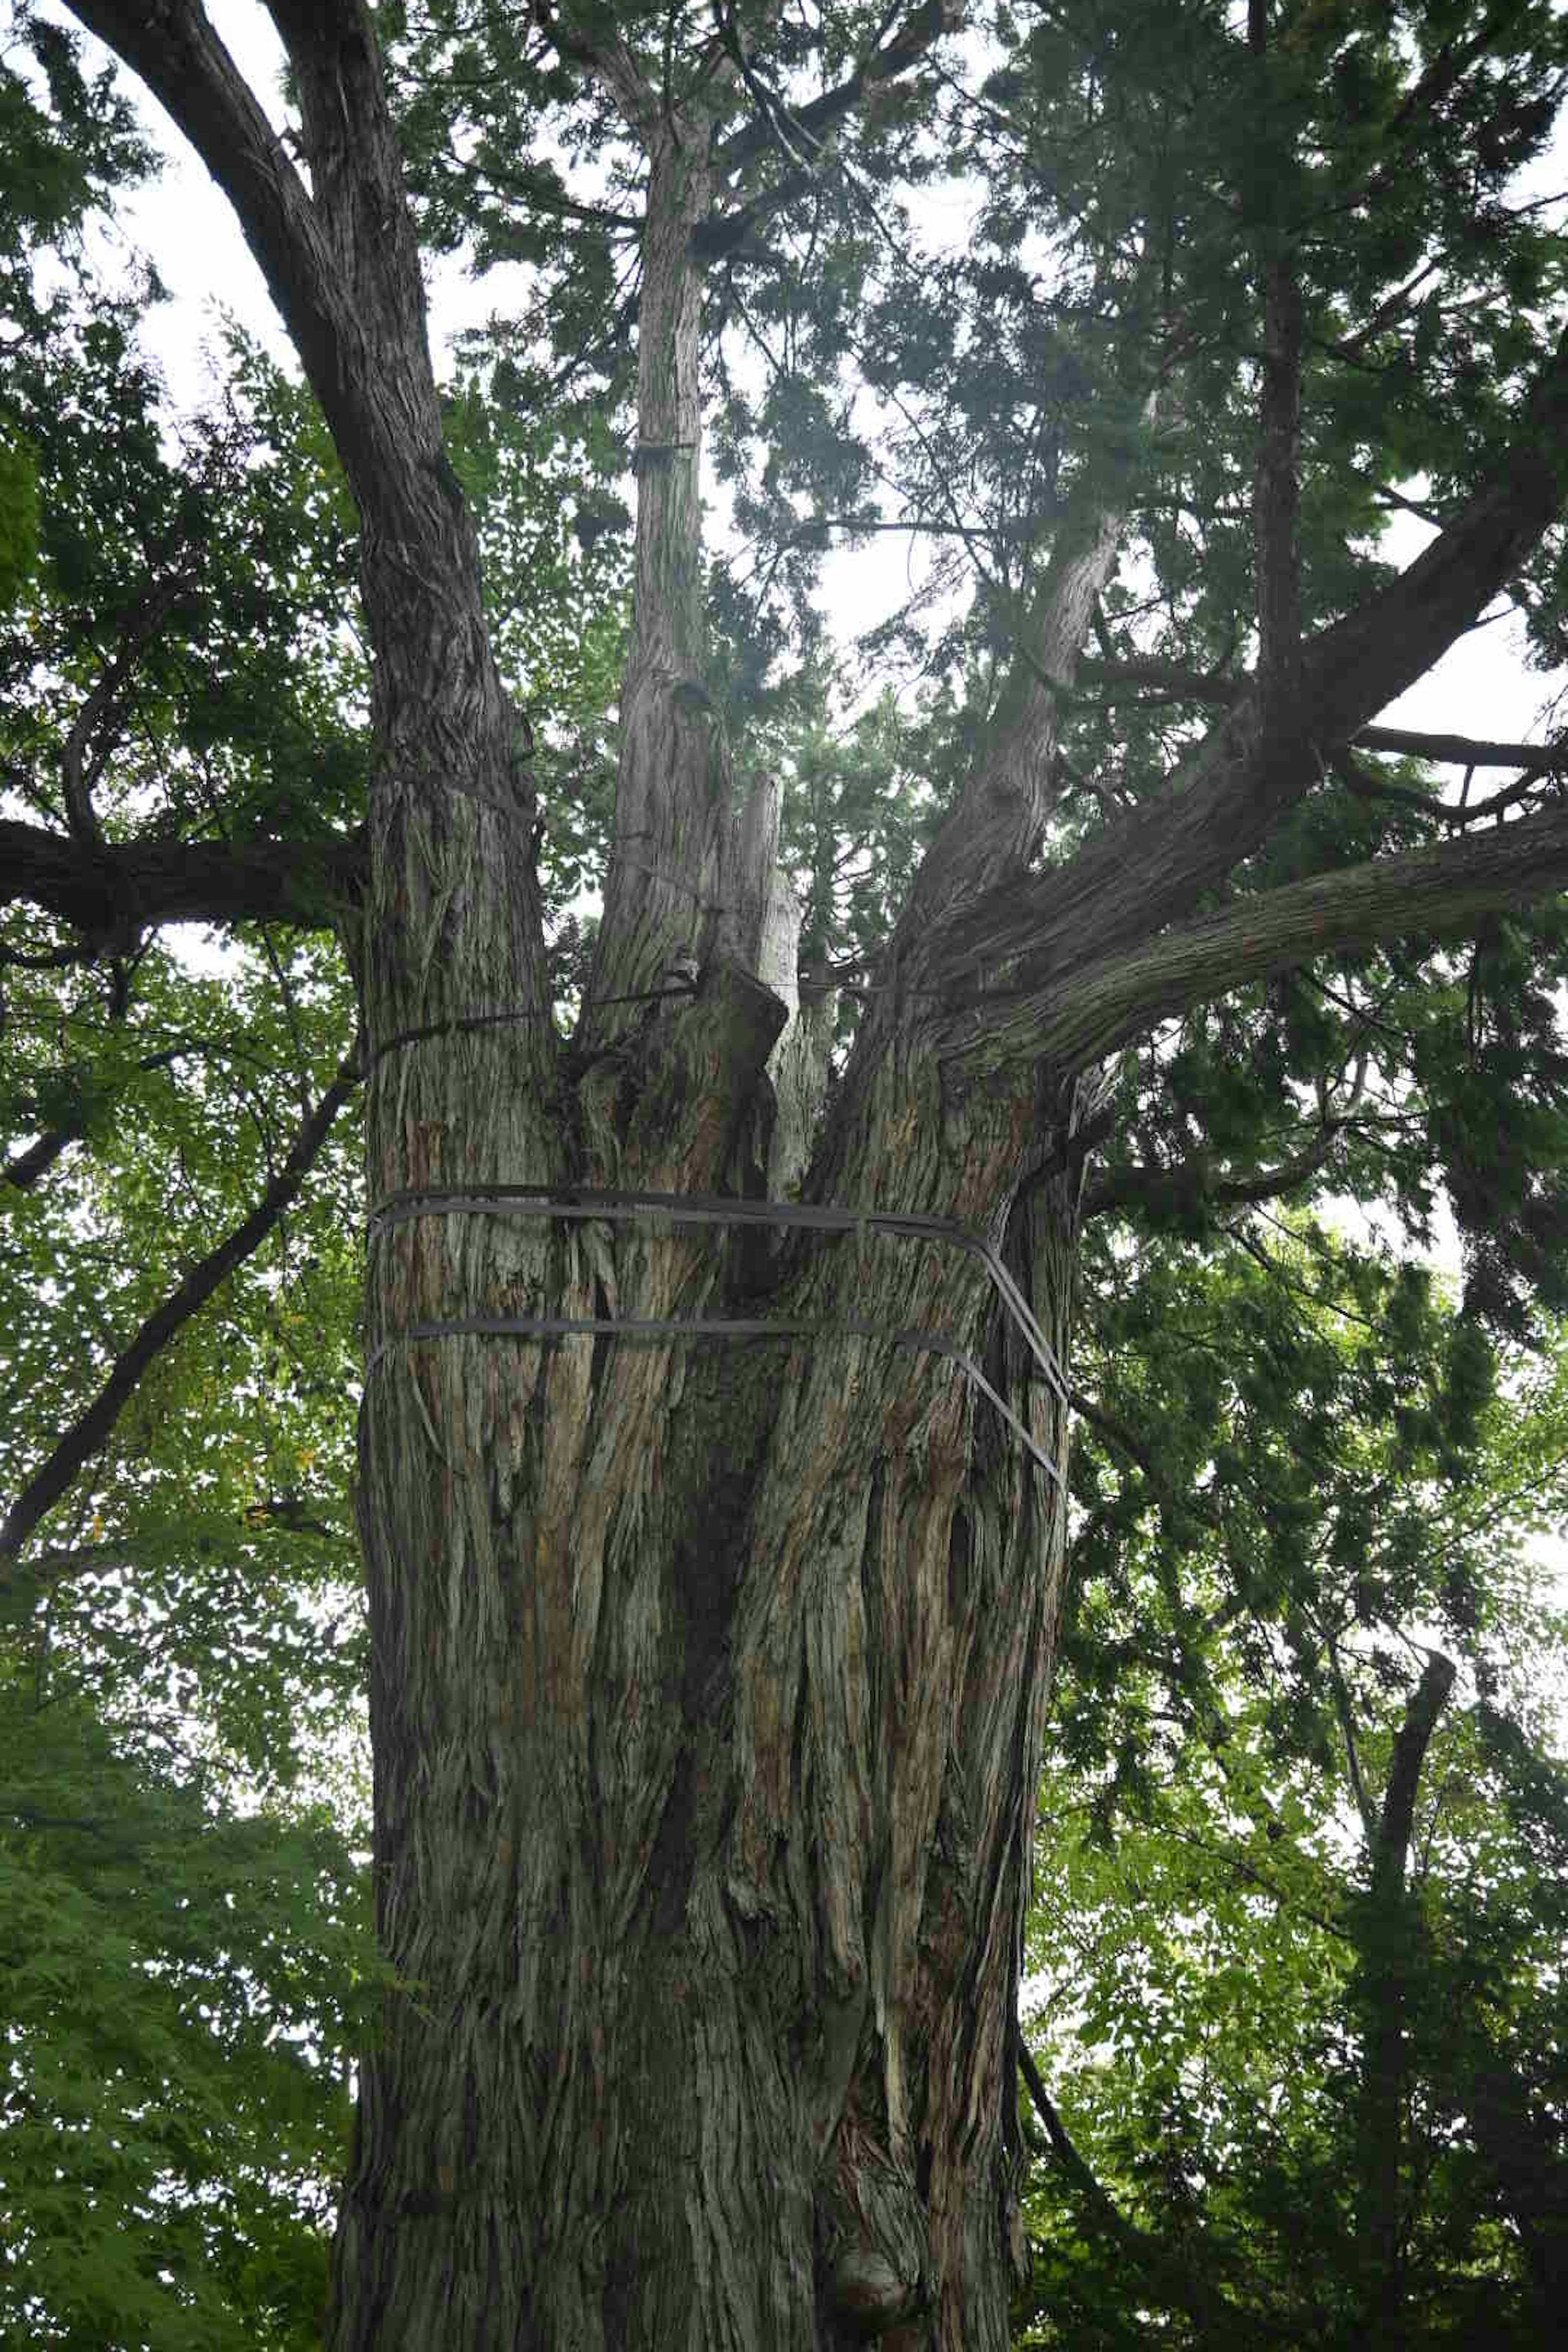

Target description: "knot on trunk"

left=820, top=2118, right=930, bottom=2341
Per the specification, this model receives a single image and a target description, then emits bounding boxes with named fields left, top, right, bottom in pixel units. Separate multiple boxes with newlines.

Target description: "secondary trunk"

left=1352, top=1649, right=1456, bottom=2352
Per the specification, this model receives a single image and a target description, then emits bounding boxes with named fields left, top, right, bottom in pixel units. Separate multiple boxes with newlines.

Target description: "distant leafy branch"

left=0, top=1047, right=361, bottom=1570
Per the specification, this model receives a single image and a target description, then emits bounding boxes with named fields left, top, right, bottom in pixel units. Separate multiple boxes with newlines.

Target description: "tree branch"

left=922, top=308, right=1568, bottom=1028
left=4, top=1045, right=183, bottom=1192
left=899, top=388, right=1159, bottom=935
left=0, top=818, right=364, bottom=937
left=1355, top=1646, right=1456, bottom=2327
left=712, top=0, right=956, bottom=183
left=0, top=1052, right=360, bottom=1571
left=66, top=4, right=352, bottom=454
left=1375, top=1649, right=1457, bottom=1890
left=1067, top=1384, right=1221, bottom=1532
left=1018, top=2040, right=1241, bottom=2338
left=1327, top=1635, right=1376, bottom=1841
left=1079, top=657, right=1563, bottom=772
left=1338, top=749, right=1560, bottom=829
left=68, top=1, right=459, bottom=555
left=1083, top=1120, right=1347, bottom=1223
left=944, top=797, right=1568, bottom=1078
left=527, top=0, right=657, bottom=125
left=691, top=164, right=815, bottom=260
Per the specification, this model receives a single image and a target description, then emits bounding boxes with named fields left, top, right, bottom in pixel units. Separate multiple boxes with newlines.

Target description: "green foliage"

left=0, top=1659, right=385, bottom=2351
left=441, top=371, right=631, bottom=913
left=0, top=6, right=154, bottom=326
left=0, top=425, right=37, bottom=605
left=1020, top=1231, right=1568, bottom=2347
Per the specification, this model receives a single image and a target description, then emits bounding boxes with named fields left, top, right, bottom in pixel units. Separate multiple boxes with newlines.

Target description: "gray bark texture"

left=53, top=5, right=1568, bottom=2348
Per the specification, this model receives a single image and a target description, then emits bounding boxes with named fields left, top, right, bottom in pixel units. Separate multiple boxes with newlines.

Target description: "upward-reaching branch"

left=67, top=2, right=411, bottom=512
left=900, top=430, right=1152, bottom=936
left=67, top=0, right=555, bottom=1142
left=1356, top=1648, right=1457, bottom=2335
left=1019, top=2041, right=1241, bottom=2339
left=929, top=314, right=1568, bottom=1024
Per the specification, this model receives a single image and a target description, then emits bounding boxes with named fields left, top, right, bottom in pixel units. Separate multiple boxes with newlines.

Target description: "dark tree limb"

left=1079, top=656, right=1564, bottom=773
left=1018, top=2040, right=1243, bottom=2341
left=66, top=2, right=365, bottom=473
left=1082, top=1119, right=1348, bottom=1223
left=6, top=1804, right=141, bottom=1857
left=1355, top=1649, right=1457, bottom=2340
left=1338, top=748, right=1557, bottom=827
left=0, top=818, right=365, bottom=936
left=1373, top=1649, right=1457, bottom=1897
left=1067, top=1385, right=1222, bottom=1533
left=0, top=1051, right=360, bottom=1572
left=4, top=1129, right=81, bottom=1189
left=58, top=573, right=191, bottom=850
left=690, top=164, right=815, bottom=260
left=3, top=1043, right=177, bottom=1192
left=712, top=0, right=958, bottom=182
left=1328, top=1636, right=1376, bottom=1840
left=918, top=308, right=1568, bottom=1035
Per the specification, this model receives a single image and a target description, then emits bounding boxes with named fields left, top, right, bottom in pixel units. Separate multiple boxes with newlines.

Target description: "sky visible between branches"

left=62, top=0, right=1568, bottom=771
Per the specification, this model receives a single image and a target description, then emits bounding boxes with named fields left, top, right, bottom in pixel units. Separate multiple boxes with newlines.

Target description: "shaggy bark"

left=34, top=7, right=1568, bottom=2350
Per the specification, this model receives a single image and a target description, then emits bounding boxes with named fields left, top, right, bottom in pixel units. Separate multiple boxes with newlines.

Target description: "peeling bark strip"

left=51, top=5, right=1568, bottom=2349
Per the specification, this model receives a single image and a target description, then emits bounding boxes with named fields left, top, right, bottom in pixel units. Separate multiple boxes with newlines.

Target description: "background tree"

left=1017, top=1234, right=1568, bottom=2348
left=3, top=2, right=1568, bottom=2348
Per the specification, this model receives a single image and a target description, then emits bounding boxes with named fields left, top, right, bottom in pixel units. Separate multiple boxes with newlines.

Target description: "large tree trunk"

left=318, top=40, right=1082, bottom=2349
left=341, top=998, right=1085, bottom=2350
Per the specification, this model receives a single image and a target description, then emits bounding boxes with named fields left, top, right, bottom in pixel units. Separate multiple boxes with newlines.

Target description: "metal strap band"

left=365, top=1311, right=1063, bottom=1487
left=366, top=1181, right=1070, bottom=1410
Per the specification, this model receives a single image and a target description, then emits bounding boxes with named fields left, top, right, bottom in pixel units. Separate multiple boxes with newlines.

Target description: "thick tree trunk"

left=324, top=42, right=1080, bottom=2350
left=340, top=1027, right=1082, bottom=2351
